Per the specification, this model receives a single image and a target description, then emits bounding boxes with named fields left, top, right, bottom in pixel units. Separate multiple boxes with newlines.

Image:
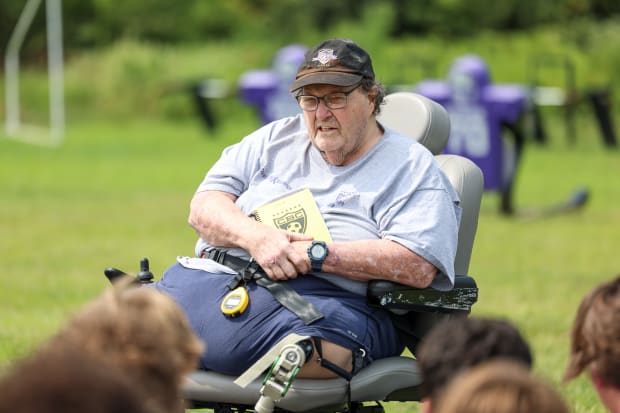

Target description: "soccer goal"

left=4, top=0, right=64, bottom=146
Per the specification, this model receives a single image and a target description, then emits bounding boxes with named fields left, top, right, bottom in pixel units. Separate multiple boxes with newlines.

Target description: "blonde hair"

left=563, top=275, right=620, bottom=387
left=47, top=280, right=204, bottom=412
left=435, top=360, right=570, bottom=413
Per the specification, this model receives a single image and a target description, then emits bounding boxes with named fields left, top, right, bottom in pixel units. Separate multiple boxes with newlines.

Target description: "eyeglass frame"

left=294, top=83, right=363, bottom=112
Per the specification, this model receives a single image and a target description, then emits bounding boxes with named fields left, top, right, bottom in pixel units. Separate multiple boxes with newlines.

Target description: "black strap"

left=254, top=277, right=323, bottom=325
left=201, top=248, right=324, bottom=325
left=313, top=337, right=352, bottom=381
left=311, top=337, right=366, bottom=381
left=312, top=337, right=366, bottom=411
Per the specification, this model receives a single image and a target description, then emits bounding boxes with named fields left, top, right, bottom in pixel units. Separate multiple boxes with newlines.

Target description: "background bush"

left=3, top=15, right=620, bottom=124
left=2, top=0, right=620, bottom=60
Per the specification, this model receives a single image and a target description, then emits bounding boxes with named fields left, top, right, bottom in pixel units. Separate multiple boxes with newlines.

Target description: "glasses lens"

left=325, top=93, right=347, bottom=109
left=298, top=96, right=318, bottom=111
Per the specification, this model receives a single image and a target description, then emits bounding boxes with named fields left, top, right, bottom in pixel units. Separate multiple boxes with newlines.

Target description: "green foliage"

left=3, top=19, right=620, bottom=126
left=3, top=0, right=620, bottom=60
left=59, top=39, right=266, bottom=121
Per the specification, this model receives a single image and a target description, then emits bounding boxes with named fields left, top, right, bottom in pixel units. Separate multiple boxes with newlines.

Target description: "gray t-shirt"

left=195, top=114, right=461, bottom=293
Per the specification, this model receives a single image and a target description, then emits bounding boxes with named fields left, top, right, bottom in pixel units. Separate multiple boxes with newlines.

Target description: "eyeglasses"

left=295, top=84, right=362, bottom=112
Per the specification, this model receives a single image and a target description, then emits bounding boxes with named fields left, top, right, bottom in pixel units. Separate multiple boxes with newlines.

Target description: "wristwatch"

left=307, top=241, right=329, bottom=272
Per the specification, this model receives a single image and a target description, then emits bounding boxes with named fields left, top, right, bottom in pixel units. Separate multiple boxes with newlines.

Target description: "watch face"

left=310, top=243, right=327, bottom=258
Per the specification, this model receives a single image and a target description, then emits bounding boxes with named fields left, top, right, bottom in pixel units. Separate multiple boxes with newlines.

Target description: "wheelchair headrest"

left=377, top=92, right=450, bottom=155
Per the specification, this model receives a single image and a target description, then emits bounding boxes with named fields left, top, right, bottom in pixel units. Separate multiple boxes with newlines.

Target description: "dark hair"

left=417, top=317, right=533, bottom=400
left=0, top=346, right=158, bottom=413
left=564, top=274, right=620, bottom=387
left=359, top=77, right=386, bottom=116
left=435, top=360, right=569, bottom=413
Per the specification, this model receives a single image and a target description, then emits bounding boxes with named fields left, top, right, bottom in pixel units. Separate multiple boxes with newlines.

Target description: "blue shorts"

left=154, top=262, right=403, bottom=376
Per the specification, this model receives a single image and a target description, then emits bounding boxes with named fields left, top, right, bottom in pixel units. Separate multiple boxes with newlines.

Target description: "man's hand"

left=246, top=229, right=313, bottom=281
left=189, top=191, right=315, bottom=281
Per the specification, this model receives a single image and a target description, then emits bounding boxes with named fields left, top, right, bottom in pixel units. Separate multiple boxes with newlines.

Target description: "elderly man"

left=155, top=38, right=461, bottom=379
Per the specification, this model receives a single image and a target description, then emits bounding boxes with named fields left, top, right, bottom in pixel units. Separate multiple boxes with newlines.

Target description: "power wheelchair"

left=106, top=92, right=483, bottom=413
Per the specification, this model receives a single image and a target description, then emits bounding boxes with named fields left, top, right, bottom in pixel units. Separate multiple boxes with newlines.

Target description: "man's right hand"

left=246, top=228, right=313, bottom=281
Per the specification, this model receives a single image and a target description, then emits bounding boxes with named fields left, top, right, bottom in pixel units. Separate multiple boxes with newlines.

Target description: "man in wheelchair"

left=151, top=38, right=474, bottom=411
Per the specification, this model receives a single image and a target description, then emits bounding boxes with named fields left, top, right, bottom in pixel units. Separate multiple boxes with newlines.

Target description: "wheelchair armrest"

left=367, top=275, right=478, bottom=313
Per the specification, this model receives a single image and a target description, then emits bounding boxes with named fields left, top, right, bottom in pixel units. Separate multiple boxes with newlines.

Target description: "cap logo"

left=312, top=49, right=338, bottom=66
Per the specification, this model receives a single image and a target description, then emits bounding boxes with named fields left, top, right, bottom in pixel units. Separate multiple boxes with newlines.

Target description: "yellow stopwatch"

left=221, top=286, right=250, bottom=317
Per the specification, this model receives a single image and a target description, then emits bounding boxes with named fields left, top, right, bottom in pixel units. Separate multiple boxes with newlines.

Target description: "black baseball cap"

left=289, top=39, right=375, bottom=92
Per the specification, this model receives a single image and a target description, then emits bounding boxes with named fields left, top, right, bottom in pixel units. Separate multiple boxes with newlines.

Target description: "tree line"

left=2, top=0, right=619, bottom=64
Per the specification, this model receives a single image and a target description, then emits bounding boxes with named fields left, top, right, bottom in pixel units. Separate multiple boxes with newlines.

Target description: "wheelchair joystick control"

left=137, top=258, right=154, bottom=284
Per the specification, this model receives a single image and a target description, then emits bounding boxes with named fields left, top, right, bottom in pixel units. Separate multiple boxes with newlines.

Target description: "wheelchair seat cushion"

left=154, top=262, right=403, bottom=376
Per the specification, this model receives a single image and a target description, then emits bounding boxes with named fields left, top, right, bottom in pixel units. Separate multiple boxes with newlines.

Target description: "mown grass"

left=2, top=107, right=618, bottom=413
left=0, top=114, right=250, bottom=356
left=1, top=23, right=619, bottom=412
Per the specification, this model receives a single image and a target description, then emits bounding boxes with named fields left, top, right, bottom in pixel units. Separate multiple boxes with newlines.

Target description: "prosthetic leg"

left=255, top=339, right=314, bottom=413
left=233, top=333, right=363, bottom=413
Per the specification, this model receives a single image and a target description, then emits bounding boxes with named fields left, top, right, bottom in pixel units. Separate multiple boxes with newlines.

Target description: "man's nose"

left=315, top=100, right=332, bottom=119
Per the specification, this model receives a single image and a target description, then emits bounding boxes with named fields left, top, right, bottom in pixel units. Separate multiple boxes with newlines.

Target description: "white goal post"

left=4, top=0, right=65, bottom=146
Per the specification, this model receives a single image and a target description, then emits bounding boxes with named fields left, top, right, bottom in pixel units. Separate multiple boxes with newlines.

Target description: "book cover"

left=253, top=188, right=332, bottom=242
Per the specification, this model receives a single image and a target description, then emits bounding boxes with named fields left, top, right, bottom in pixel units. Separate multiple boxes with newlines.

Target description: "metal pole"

left=46, top=0, right=65, bottom=143
left=5, top=0, right=43, bottom=136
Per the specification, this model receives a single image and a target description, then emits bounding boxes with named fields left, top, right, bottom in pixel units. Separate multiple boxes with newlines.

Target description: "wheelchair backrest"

left=377, top=92, right=483, bottom=277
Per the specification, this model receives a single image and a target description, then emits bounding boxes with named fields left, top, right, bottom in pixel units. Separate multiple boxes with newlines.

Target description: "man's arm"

left=330, top=240, right=438, bottom=288
left=191, top=191, right=438, bottom=288
left=291, top=239, right=438, bottom=288
left=189, top=190, right=255, bottom=249
left=188, top=190, right=313, bottom=280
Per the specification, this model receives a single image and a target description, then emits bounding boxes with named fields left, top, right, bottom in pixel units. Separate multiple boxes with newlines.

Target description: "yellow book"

left=253, top=188, right=332, bottom=242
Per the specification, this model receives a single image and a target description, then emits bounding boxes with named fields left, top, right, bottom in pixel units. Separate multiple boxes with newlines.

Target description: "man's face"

left=301, top=83, right=376, bottom=166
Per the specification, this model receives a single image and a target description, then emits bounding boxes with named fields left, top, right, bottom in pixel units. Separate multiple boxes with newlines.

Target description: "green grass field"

left=1, top=106, right=618, bottom=412
left=2, top=23, right=620, bottom=411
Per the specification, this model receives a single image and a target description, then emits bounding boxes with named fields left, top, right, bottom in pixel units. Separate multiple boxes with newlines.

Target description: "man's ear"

left=367, top=85, right=378, bottom=104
